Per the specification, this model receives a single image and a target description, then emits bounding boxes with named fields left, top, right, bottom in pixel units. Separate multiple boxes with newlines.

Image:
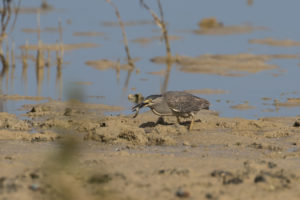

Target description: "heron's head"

left=132, top=94, right=162, bottom=112
left=142, top=95, right=163, bottom=107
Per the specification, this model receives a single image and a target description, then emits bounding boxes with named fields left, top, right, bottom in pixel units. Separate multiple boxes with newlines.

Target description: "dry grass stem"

left=106, top=0, right=134, bottom=68
left=140, top=0, right=171, bottom=60
left=1, top=0, right=11, bottom=37
left=139, top=0, right=172, bottom=93
left=9, top=0, right=21, bottom=34
left=157, top=0, right=171, bottom=59
left=36, top=10, right=44, bottom=68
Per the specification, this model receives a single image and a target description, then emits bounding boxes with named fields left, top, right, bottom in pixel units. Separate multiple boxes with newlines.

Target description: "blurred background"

left=1, top=0, right=300, bottom=118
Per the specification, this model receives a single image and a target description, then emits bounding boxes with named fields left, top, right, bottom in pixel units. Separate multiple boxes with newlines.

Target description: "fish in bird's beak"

left=131, top=99, right=151, bottom=118
left=132, top=105, right=141, bottom=118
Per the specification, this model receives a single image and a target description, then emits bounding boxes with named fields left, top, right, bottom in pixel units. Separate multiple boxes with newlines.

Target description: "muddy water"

left=0, top=0, right=298, bottom=119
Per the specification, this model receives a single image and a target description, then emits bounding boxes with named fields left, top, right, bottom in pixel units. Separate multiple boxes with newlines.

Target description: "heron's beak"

left=131, top=99, right=151, bottom=118
left=132, top=99, right=151, bottom=112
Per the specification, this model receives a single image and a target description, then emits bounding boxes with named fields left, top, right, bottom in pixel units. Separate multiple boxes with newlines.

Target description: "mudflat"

left=0, top=100, right=300, bottom=200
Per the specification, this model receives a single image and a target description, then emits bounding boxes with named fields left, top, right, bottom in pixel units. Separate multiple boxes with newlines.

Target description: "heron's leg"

left=156, top=116, right=165, bottom=125
left=189, top=114, right=195, bottom=131
left=176, top=116, right=181, bottom=124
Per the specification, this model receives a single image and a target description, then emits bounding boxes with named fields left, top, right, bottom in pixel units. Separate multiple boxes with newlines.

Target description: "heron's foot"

left=188, top=121, right=193, bottom=131
left=176, top=116, right=181, bottom=125
left=176, top=120, right=193, bottom=130
left=188, top=115, right=195, bottom=131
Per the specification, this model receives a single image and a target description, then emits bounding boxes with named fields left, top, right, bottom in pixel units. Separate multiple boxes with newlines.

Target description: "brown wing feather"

left=164, top=91, right=210, bottom=113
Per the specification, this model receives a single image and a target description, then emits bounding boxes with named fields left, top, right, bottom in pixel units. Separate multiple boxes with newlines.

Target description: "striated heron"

left=132, top=91, right=210, bottom=130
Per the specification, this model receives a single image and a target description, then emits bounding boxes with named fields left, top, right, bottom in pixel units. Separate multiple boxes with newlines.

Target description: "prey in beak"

left=132, top=99, right=152, bottom=118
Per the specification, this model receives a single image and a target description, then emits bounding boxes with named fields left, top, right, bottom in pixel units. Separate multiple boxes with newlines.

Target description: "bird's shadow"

left=139, top=117, right=174, bottom=128
left=179, top=119, right=201, bottom=126
left=139, top=118, right=202, bottom=128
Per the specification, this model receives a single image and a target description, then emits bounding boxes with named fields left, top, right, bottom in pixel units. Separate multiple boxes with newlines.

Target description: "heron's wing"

left=164, top=91, right=210, bottom=113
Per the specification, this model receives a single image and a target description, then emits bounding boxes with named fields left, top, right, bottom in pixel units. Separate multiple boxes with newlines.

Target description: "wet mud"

left=249, top=38, right=300, bottom=47
left=193, top=17, right=267, bottom=35
left=19, top=43, right=99, bottom=52
left=1, top=100, right=300, bottom=199
left=230, top=102, right=256, bottom=110
left=85, top=59, right=133, bottom=71
left=150, top=54, right=297, bottom=76
left=131, top=35, right=182, bottom=46
left=273, top=98, right=300, bottom=107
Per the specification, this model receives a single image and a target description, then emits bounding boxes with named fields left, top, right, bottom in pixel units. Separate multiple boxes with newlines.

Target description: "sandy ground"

left=1, top=100, right=300, bottom=200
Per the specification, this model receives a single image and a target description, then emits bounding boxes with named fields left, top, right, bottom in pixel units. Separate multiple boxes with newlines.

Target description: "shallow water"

left=1, top=0, right=300, bottom=119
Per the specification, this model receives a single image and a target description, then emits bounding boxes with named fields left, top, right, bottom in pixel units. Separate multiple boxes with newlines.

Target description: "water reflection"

left=139, top=0, right=172, bottom=93
left=104, top=0, right=136, bottom=92
left=21, top=40, right=29, bottom=92
left=0, top=0, right=299, bottom=119
left=161, top=61, right=172, bottom=93
left=56, top=57, right=63, bottom=100
left=0, top=48, right=8, bottom=112
left=16, top=11, right=98, bottom=99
